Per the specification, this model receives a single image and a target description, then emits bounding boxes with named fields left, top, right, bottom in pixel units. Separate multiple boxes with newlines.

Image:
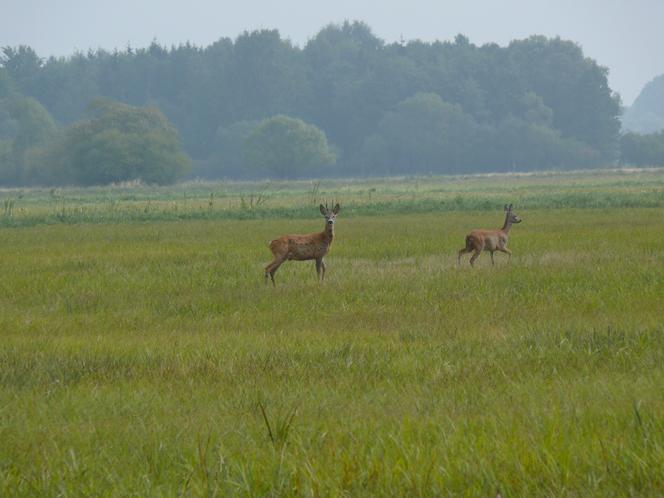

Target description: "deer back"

left=269, top=232, right=330, bottom=261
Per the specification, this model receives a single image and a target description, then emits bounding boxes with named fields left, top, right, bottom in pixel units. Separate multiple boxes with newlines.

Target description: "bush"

left=620, top=131, right=664, bottom=166
left=244, top=115, right=336, bottom=178
left=58, top=98, right=191, bottom=186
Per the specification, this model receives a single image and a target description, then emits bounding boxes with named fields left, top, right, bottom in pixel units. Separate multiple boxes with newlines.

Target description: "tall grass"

left=0, top=173, right=663, bottom=495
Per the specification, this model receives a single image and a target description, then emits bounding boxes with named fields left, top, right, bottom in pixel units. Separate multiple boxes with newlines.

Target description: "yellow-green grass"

left=1, top=183, right=664, bottom=495
left=2, top=167, right=664, bottom=227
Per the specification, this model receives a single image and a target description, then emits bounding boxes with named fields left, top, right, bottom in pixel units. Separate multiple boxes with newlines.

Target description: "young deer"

left=458, top=204, right=522, bottom=267
left=264, top=203, right=340, bottom=286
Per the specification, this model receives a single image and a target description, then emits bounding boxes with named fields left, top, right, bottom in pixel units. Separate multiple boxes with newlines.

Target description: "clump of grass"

left=2, top=198, right=15, bottom=217
left=308, top=180, right=321, bottom=205
left=258, top=401, right=297, bottom=449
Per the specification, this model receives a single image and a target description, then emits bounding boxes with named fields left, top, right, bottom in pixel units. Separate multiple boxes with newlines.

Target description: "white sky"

left=1, top=0, right=662, bottom=105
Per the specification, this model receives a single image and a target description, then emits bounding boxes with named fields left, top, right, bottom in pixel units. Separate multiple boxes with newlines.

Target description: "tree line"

left=1, top=21, right=660, bottom=186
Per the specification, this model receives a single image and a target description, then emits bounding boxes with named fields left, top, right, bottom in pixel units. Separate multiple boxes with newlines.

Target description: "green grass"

left=1, top=171, right=664, bottom=496
left=1, top=167, right=664, bottom=227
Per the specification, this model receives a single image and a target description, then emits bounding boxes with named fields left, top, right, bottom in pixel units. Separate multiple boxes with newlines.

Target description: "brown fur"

left=458, top=204, right=522, bottom=267
left=265, top=203, right=340, bottom=285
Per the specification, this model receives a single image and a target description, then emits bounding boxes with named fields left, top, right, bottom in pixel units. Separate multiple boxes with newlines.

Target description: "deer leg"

left=490, top=251, right=495, bottom=266
left=269, top=264, right=281, bottom=287
left=497, top=247, right=512, bottom=262
left=321, top=259, right=327, bottom=281
left=315, top=258, right=322, bottom=282
left=265, top=256, right=286, bottom=286
left=469, top=249, right=482, bottom=267
left=265, top=260, right=277, bottom=284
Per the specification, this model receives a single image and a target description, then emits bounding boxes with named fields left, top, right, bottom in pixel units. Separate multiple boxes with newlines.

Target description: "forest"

left=1, top=20, right=659, bottom=186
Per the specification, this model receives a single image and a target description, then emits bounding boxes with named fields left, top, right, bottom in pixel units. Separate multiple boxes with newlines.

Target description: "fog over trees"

left=1, top=20, right=660, bottom=186
left=622, top=75, right=664, bottom=134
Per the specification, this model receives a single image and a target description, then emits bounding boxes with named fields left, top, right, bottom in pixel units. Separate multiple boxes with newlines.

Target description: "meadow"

left=1, top=169, right=664, bottom=496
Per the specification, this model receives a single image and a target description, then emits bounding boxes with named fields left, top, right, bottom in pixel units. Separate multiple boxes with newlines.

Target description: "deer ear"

left=319, top=204, right=326, bottom=215
left=333, top=203, right=340, bottom=214
left=504, top=204, right=508, bottom=211
left=509, top=203, right=513, bottom=210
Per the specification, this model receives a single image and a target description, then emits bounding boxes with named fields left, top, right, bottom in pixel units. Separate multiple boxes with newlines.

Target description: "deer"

left=457, top=204, right=522, bottom=267
left=264, top=203, right=340, bottom=286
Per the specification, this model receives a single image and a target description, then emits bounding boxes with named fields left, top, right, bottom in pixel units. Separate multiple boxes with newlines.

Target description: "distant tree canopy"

left=198, top=120, right=259, bottom=179
left=620, top=131, right=664, bottom=166
left=622, top=74, right=664, bottom=134
left=54, top=99, right=191, bottom=185
left=361, top=93, right=480, bottom=175
left=0, top=95, right=59, bottom=185
left=244, top=115, right=335, bottom=178
left=0, top=22, right=632, bottom=185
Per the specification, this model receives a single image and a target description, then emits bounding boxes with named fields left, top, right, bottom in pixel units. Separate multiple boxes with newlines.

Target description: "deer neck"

left=323, top=222, right=335, bottom=243
left=501, top=214, right=512, bottom=234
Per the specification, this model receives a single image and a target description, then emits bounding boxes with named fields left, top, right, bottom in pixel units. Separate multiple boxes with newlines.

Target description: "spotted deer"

left=265, top=203, right=340, bottom=286
left=458, top=204, right=522, bottom=267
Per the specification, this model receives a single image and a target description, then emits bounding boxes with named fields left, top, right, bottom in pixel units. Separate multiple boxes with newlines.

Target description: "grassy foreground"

left=1, top=173, right=664, bottom=496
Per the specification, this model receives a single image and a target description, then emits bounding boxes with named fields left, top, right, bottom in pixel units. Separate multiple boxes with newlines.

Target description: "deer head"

left=504, top=203, right=522, bottom=224
left=319, top=203, right=341, bottom=226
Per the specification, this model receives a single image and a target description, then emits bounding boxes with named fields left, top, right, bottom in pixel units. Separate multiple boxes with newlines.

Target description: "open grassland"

left=1, top=167, right=664, bottom=227
left=1, top=171, right=664, bottom=496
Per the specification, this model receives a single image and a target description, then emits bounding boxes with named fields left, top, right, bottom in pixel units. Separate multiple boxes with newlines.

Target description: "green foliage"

left=0, top=46, right=42, bottom=94
left=360, top=92, right=602, bottom=174
left=620, top=130, right=664, bottom=166
left=59, top=99, right=191, bottom=185
left=361, top=93, right=480, bottom=175
left=0, top=96, right=59, bottom=185
left=6, top=96, right=58, bottom=154
left=520, top=90, right=554, bottom=126
left=490, top=116, right=602, bottom=170
left=244, top=115, right=336, bottom=178
left=304, top=21, right=385, bottom=154
left=507, top=36, right=622, bottom=160
left=0, top=68, right=15, bottom=99
left=194, top=120, right=259, bottom=179
left=0, top=25, right=623, bottom=180
left=0, top=139, right=12, bottom=180
left=622, top=74, right=664, bottom=134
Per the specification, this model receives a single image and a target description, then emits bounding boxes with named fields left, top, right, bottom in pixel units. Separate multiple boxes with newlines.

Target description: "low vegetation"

left=1, top=167, right=664, bottom=228
left=0, top=169, right=663, bottom=495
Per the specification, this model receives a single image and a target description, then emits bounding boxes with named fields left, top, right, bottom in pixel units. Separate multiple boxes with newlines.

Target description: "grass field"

left=1, top=169, right=664, bottom=496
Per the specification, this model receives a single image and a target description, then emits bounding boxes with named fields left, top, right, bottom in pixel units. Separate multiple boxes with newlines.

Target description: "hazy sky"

left=2, top=0, right=662, bottom=105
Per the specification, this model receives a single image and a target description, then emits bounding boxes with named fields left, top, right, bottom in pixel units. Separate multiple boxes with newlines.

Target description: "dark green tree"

left=360, top=92, right=480, bottom=175
left=0, top=96, right=59, bottom=185
left=58, top=98, right=190, bottom=185
left=620, top=131, right=664, bottom=166
left=508, top=36, right=621, bottom=161
left=195, top=120, right=259, bottom=179
left=0, top=67, right=15, bottom=99
left=1, top=26, right=625, bottom=178
left=488, top=116, right=601, bottom=171
left=304, top=21, right=384, bottom=156
left=0, top=46, right=42, bottom=95
left=244, top=115, right=335, bottom=178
